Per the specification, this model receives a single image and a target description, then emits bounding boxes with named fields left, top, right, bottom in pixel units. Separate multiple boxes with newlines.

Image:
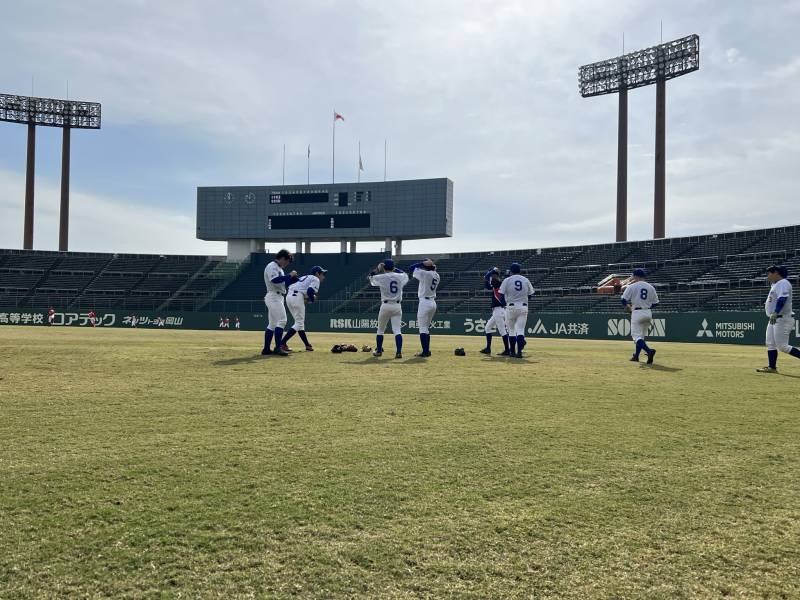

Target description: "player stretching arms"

left=282, top=265, right=328, bottom=352
left=369, top=259, right=409, bottom=358
left=757, top=265, right=800, bottom=373
left=261, top=249, right=297, bottom=357
left=410, top=259, right=440, bottom=357
left=480, top=267, right=510, bottom=356
left=621, top=268, right=659, bottom=364
left=499, top=263, right=534, bottom=358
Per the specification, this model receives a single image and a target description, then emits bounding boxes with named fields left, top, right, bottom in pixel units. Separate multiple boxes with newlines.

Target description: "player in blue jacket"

left=480, top=267, right=511, bottom=356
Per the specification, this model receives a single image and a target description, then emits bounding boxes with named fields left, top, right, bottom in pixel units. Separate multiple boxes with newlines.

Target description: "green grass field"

left=1, top=326, right=798, bottom=598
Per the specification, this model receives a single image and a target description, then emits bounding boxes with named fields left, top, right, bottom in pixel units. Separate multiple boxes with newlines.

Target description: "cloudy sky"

left=1, top=0, right=798, bottom=256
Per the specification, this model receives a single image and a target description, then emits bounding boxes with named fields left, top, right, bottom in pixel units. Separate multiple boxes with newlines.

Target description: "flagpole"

left=282, top=143, right=285, bottom=185
left=384, top=139, right=387, bottom=182
left=307, top=144, right=310, bottom=185
left=358, top=141, right=361, bottom=183
left=332, top=110, right=336, bottom=183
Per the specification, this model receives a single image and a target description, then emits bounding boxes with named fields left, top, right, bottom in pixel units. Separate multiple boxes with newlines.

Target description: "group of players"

left=259, top=249, right=799, bottom=371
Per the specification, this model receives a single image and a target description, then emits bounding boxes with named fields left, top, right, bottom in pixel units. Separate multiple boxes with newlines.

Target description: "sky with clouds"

left=1, top=0, right=798, bottom=256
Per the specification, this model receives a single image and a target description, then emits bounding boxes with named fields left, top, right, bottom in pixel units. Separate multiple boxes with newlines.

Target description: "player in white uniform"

left=498, top=262, right=534, bottom=358
left=621, top=268, right=660, bottom=364
left=410, top=259, right=440, bottom=357
left=281, top=265, right=328, bottom=352
left=480, top=267, right=510, bottom=356
left=757, top=265, right=799, bottom=373
left=368, top=259, right=409, bottom=358
left=261, top=249, right=297, bottom=357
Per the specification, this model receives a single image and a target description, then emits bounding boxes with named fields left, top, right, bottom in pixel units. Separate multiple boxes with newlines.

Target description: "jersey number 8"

left=640, top=288, right=648, bottom=300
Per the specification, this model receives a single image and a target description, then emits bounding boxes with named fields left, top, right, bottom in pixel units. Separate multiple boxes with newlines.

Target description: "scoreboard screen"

left=269, top=214, right=371, bottom=229
left=269, top=191, right=328, bottom=204
left=197, top=178, right=453, bottom=242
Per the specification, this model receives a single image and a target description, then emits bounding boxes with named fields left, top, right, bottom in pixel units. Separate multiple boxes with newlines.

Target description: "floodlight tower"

left=579, top=34, right=699, bottom=240
left=0, top=93, right=102, bottom=251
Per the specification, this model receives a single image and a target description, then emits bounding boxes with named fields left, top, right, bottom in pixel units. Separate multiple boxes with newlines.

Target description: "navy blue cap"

left=383, top=259, right=395, bottom=270
left=310, top=265, right=328, bottom=275
left=633, top=268, right=647, bottom=278
left=767, top=265, right=788, bottom=278
left=509, top=262, right=521, bottom=273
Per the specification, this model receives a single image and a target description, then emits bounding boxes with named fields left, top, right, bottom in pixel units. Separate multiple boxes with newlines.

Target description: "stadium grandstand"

left=2, top=223, right=799, bottom=315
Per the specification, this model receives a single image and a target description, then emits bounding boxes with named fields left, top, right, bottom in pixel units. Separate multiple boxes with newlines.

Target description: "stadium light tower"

left=0, top=93, right=102, bottom=251
left=579, top=34, right=699, bottom=240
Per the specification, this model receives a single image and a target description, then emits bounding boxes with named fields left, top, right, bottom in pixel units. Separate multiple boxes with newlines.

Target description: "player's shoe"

left=513, top=352, right=523, bottom=359
left=497, top=350, right=511, bottom=356
left=305, top=345, right=314, bottom=352
left=646, top=349, right=656, bottom=365
left=372, top=350, right=383, bottom=357
left=414, top=351, right=431, bottom=358
left=280, top=344, right=292, bottom=352
left=395, top=352, right=403, bottom=359
left=261, top=348, right=272, bottom=355
left=273, top=348, right=289, bottom=356
left=629, top=355, right=639, bottom=362
left=755, top=366, right=778, bottom=373
left=479, top=347, right=491, bottom=355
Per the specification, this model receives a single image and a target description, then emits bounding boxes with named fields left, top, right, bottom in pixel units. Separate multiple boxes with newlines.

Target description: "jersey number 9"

left=514, top=280, right=523, bottom=291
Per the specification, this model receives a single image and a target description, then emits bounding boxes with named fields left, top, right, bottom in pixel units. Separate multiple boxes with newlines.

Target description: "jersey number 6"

left=389, top=281, right=399, bottom=294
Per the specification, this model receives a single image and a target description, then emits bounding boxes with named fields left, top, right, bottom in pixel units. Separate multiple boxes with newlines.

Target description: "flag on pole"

left=308, top=144, right=311, bottom=157
left=334, top=111, right=345, bottom=121
left=359, top=153, right=364, bottom=172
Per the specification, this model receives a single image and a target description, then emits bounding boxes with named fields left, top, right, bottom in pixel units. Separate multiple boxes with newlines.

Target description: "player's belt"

left=424, top=296, right=434, bottom=300
left=508, top=303, right=527, bottom=307
left=291, top=292, right=298, bottom=296
left=383, top=300, right=399, bottom=303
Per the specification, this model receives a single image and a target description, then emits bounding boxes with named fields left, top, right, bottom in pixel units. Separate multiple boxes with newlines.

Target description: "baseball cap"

left=632, top=268, right=647, bottom=278
left=767, top=265, right=788, bottom=278
left=384, top=259, right=395, bottom=270
left=509, top=262, right=521, bottom=273
left=310, top=265, right=328, bottom=275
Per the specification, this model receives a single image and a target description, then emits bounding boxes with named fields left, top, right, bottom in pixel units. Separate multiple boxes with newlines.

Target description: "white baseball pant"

left=264, top=292, right=287, bottom=329
left=377, top=302, right=403, bottom=335
left=630, top=309, right=653, bottom=342
left=485, top=306, right=508, bottom=336
left=286, top=293, right=306, bottom=331
left=417, top=298, right=437, bottom=334
left=505, top=305, right=528, bottom=336
left=766, top=317, right=795, bottom=353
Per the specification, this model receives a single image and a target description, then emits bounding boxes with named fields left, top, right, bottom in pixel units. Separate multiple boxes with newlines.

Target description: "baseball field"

left=1, top=326, right=798, bottom=598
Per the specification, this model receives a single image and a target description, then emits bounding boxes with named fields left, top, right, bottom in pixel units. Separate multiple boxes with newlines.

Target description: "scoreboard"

left=196, top=178, right=453, bottom=242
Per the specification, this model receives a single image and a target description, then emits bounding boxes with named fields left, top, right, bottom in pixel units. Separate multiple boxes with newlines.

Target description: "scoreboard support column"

left=349, top=241, right=357, bottom=253
left=394, top=239, right=403, bottom=256
left=340, top=240, right=347, bottom=253
left=296, top=242, right=302, bottom=254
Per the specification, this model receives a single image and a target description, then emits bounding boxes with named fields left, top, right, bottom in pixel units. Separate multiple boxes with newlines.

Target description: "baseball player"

left=498, top=263, right=534, bottom=358
left=480, top=267, right=510, bottom=356
left=261, top=249, right=298, bottom=357
left=47, top=308, right=55, bottom=326
left=409, top=259, right=440, bottom=357
left=757, top=265, right=799, bottom=373
left=368, top=259, right=409, bottom=358
left=234, top=317, right=241, bottom=330
left=621, top=268, right=659, bottom=364
left=281, top=265, right=328, bottom=352
left=87, top=310, right=97, bottom=327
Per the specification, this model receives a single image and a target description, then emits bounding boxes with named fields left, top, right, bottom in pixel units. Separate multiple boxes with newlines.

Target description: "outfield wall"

left=1, top=308, right=793, bottom=346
